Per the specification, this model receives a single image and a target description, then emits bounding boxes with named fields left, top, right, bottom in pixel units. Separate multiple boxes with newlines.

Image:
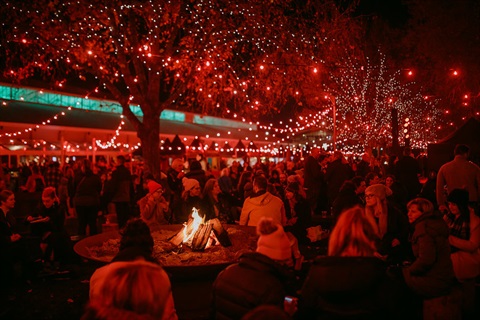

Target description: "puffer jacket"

left=212, top=252, right=295, bottom=320
left=239, top=191, right=286, bottom=226
left=402, top=211, right=456, bottom=298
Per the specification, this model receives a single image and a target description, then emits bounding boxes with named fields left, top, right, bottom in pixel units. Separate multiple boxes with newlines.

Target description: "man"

left=356, top=153, right=372, bottom=178
left=325, top=151, right=354, bottom=206
left=436, top=144, right=480, bottom=209
left=44, top=161, right=63, bottom=192
left=240, top=176, right=286, bottom=226
left=394, top=147, right=422, bottom=201
left=110, top=155, right=133, bottom=228
left=303, top=147, right=324, bottom=213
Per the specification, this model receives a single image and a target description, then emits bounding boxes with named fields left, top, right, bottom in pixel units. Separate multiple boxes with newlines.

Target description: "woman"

left=174, top=178, right=202, bottom=223
left=443, top=189, right=480, bottom=281
left=73, top=159, right=102, bottom=236
left=86, top=259, right=178, bottom=320
left=300, top=206, right=396, bottom=319
left=202, top=178, right=236, bottom=223
left=237, top=170, right=253, bottom=203
left=403, top=198, right=455, bottom=298
left=27, top=187, right=70, bottom=266
left=384, top=174, right=408, bottom=212
left=364, top=184, right=410, bottom=264
left=283, top=182, right=312, bottom=244
left=111, top=218, right=156, bottom=263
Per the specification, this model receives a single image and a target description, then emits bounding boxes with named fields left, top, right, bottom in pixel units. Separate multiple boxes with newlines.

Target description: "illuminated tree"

left=1, top=0, right=363, bottom=176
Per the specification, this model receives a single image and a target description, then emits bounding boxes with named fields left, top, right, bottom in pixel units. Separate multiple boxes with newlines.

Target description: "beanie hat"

left=365, top=184, right=392, bottom=200
left=447, top=189, right=469, bottom=210
left=147, top=180, right=162, bottom=194
left=182, top=178, right=200, bottom=192
left=285, top=182, right=300, bottom=194
left=256, top=217, right=291, bottom=261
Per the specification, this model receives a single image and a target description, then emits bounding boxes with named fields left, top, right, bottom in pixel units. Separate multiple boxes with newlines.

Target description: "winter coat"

left=110, top=165, right=132, bottom=203
left=449, top=211, right=480, bottom=280
left=299, top=256, right=395, bottom=319
left=137, top=189, right=170, bottom=226
left=394, top=156, right=422, bottom=201
left=212, top=252, right=296, bottom=320
left=284, top=198, right=312, bottom=244
left=402, top=211, right=455, bottom=298
left=73, top=172, right=102, bottom=207
left=325, top=159, right=354, bottom=203
left=377, top=204, right=411, bottom=264
left=239, top=191, right=286, bottom=226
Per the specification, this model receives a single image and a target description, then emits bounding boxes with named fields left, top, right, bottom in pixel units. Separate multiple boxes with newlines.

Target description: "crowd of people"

left=0, top=143, right=479, bottom=319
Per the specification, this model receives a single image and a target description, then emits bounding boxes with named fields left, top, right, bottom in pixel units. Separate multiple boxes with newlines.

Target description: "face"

left=365, top=192, right=377, bottom=206
left=279, top=174, right=287, bottom=183
left=213, top=182, right=221, bottom=195
left=448, top=202, right=460, bottom=216
left=42, top=196, right=55, bottom=209
left=174, top=163, right=184, bottom=173
left=285, top=189, right=294, bottom=200
left=2, top=194, right=15, bottom=210
left=385, top=177, right=394, bottom=187
left=408, top=204, right=423, bottom=223
left=189, top=185, right=201, bottom=197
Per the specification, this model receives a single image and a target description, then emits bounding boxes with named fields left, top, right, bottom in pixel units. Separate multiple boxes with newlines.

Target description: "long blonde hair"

left=365, top=195, right=388, bottom=238
left=328, top=206, right=378, bottom=257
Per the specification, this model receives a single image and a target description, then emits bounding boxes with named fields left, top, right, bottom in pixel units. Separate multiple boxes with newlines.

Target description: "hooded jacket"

left=239, top=191, right=286, bottom=226
left=402, top=211, right=455, bottom=298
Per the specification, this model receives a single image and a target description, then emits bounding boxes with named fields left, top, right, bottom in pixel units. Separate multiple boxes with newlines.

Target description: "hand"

left=374, top=252, right=387, bottom=261
left=177, top=171, right=185, bottom=179
left=10, top=234, right=21, bottom=242
left=27, top=216, right=35, bottom=222
left=391, top=238, right=400, bottom=247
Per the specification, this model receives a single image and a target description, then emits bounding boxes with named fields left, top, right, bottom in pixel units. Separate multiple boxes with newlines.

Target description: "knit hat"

left=182, top=178, right=200, bottom=192
left=285, top=182, right=300, bottom=193
left=256, top=217, right=291, bottom=261
left=147, top=180, right=162, bottom=194
left=365, top=184, right=392, bottom=200
left=447, top=189, right=469, bottom=210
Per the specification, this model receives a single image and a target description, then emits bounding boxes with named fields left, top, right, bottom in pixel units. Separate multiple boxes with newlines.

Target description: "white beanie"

left=182, top=177, right=200, bottom=192
left=256, top=217, right=291, bottom=261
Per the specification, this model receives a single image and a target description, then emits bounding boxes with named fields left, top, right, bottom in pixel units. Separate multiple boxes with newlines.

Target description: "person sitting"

left=212, top=217, right=296, bottom=319
left=364, top=184, right=410, bottom=265
left=111, top=218, right=156, bottom=263
left=26, top=187, right=72, bottom=271
left=202, top=178, right=236, bottom=223
left=137, top=176, right=170, bottom=226
left=283, top=182, right=312, bottom=244
left=299, top=206, right=397, bottom=319
left=173, top=178, right=202, bottom=223
left=331, top=180, right=363, bottom=224
left=85, top=259, right=178, bottom=320
left=403, top=198, right=456, bottom=298
left=443, top=189, right=480, bottom=281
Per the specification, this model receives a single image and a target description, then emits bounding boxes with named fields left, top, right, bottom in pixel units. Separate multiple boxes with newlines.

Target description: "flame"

left=182, top=207, right=205, bottom=245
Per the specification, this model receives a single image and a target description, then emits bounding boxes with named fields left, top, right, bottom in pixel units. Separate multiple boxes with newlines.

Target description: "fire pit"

left=74, top=223, right=257, bottom=279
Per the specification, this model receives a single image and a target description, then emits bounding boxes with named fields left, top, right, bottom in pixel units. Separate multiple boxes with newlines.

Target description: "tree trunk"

left=138, top=114, right=161, bottom=179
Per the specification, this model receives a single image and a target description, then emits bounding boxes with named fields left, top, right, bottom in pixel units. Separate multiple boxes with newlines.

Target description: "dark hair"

left=454, top=144, right=470, bottom=156
left=189, top=160, right=202, bottom=171
left=365, top=172, right=378, bottom=186
left=119, top=219, right=154, bottom=253
left=253, top=176, right=268, bottom=190
left=351, top=176, right=365, bottom=188
left=0, top=189, right=14, bottom=203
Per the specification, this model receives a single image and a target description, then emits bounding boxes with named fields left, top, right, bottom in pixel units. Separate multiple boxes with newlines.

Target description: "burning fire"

left=182, top=207, right=205, bottom=246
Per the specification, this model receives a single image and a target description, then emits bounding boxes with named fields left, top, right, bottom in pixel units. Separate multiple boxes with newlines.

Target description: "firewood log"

left=191, top=223, right=214, bottom=251
left=209, top=218, right=232, bottom=247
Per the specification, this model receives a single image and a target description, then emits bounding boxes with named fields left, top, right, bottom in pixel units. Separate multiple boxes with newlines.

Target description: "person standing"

left=436, top=144, right=480, bottom=210
left=394, top=147, right=422, bottom=201
left=74, top=159, right=102, bottom=236
left=110, top=156, right=133, bottom=229
left=303, top=147, right=325, bottom=213
left=325, top=151, right=354, bottom=207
